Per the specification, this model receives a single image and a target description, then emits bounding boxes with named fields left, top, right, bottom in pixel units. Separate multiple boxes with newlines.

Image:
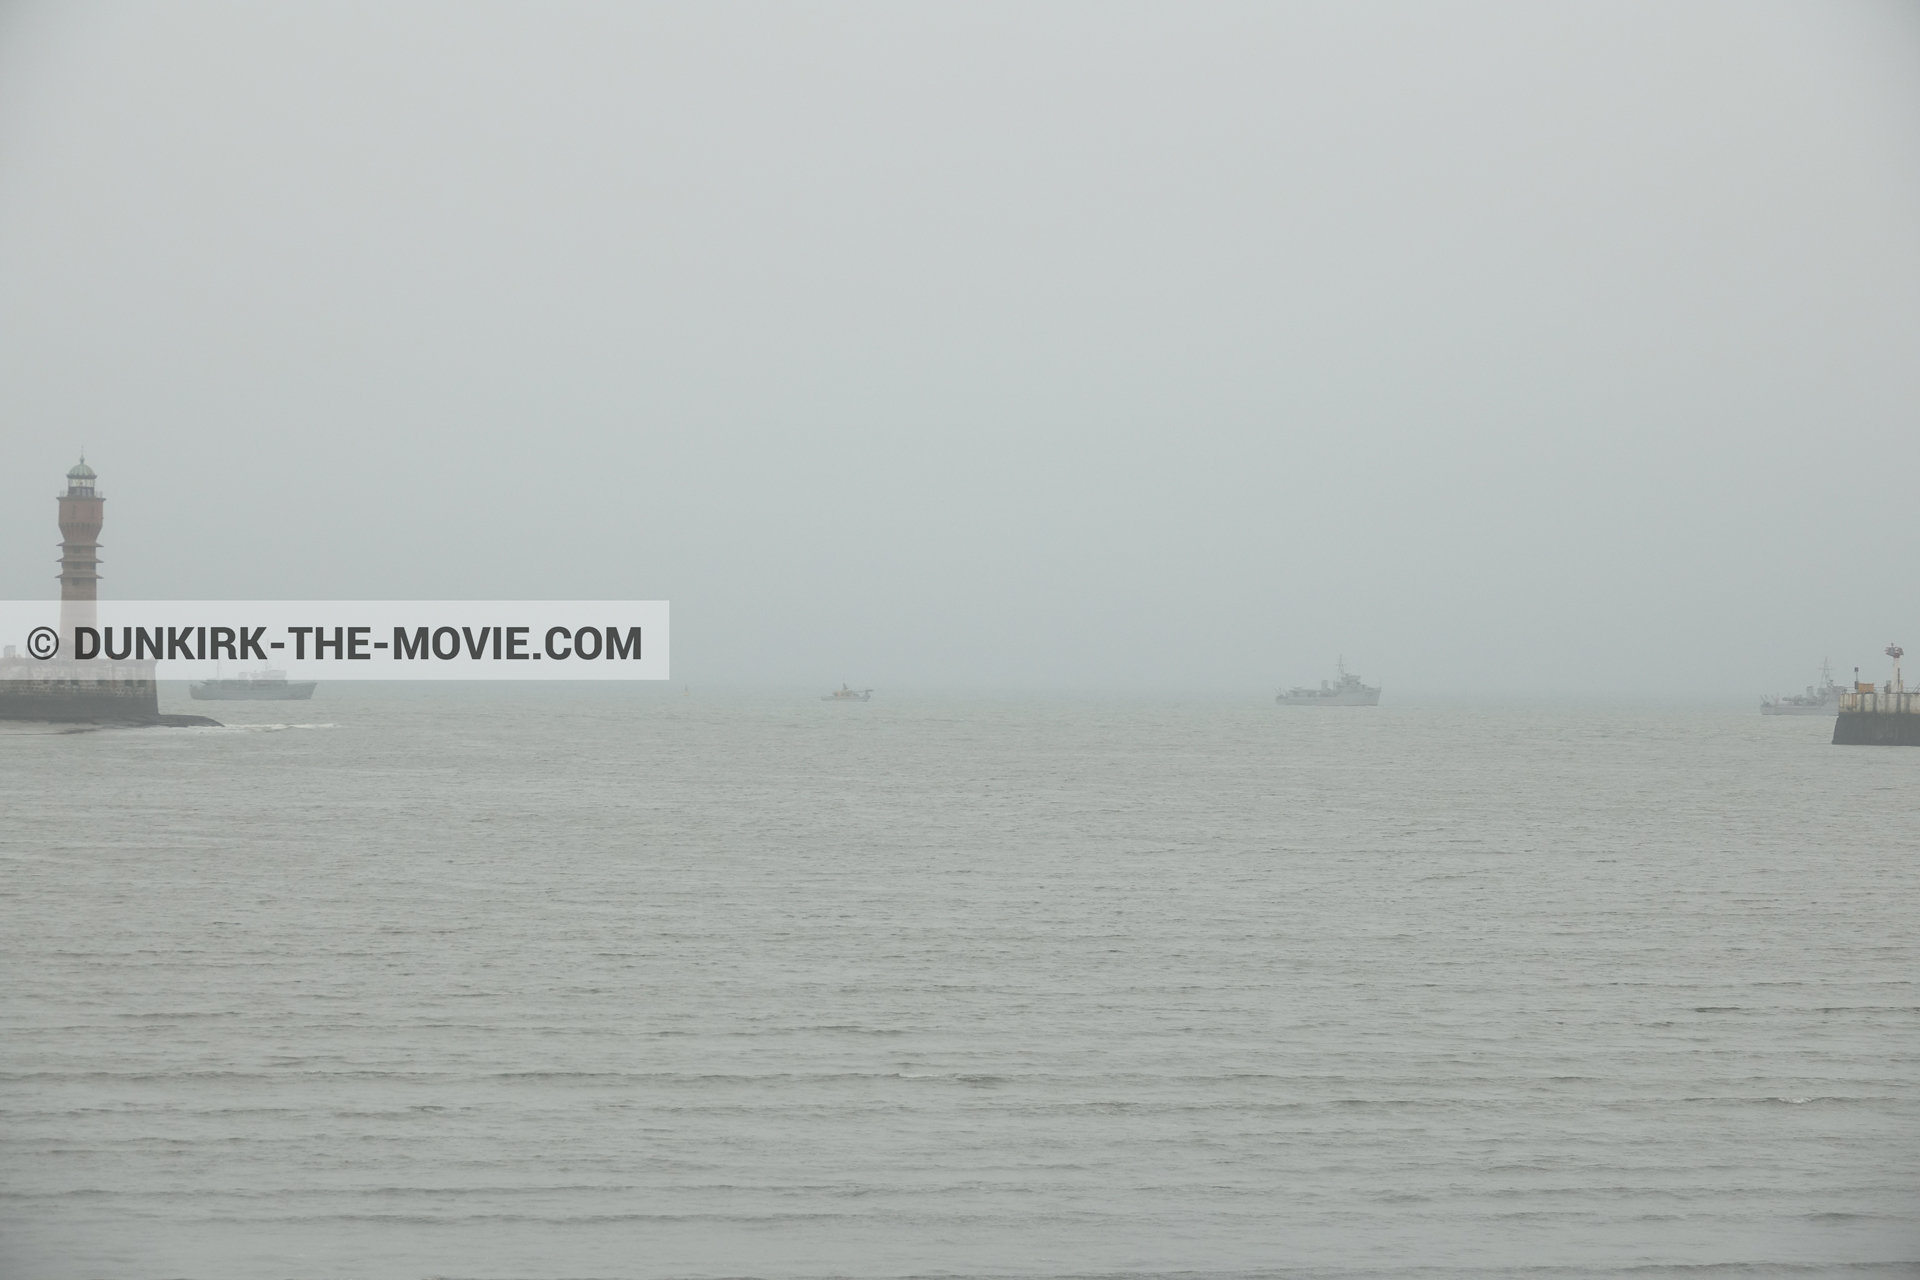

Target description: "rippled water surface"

left=2, top=688, right=1917, bottom=1279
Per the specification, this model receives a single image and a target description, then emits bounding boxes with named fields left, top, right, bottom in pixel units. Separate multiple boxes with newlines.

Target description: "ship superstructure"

left=1761, top=659, right=1845, bottom=716
left=1276, top=659, right=1380, bottom=706
left=190, top=668, right=317, bottom=701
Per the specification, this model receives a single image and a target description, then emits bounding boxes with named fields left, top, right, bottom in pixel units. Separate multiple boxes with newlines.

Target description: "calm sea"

left=2, top=688, right=1916, bottom=1279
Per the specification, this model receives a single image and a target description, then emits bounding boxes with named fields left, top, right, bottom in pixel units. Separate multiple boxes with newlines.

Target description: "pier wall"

left=1833, top=709, right=1920, bottom=746
left=0, top=659, right=160, bottom=722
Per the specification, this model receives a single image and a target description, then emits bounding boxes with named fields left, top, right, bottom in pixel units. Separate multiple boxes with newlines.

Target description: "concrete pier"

left=1, top=658, right=159, bottom=721
left=1833, top=710, right=1920, bottom=745
left=1831, top=676, right=1920, bottom=746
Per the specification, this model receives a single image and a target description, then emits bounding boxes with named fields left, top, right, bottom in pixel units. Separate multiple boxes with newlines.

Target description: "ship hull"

left=189, top=682, right=317, bottom=701
left=1275, top=693, right=1380, bottom=706
left=1833, top=711, right=1920, bottom=746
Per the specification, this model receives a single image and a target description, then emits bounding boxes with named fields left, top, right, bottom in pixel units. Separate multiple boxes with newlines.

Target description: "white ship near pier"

left=1760, top=659, right=1844, bottom=716
left=1276, top=659, right=1380, bottom=706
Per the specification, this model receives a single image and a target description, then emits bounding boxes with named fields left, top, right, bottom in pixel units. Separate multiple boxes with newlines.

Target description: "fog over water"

left=4, top=11, right=1920, bottom=1279
left=0, top=2, right=1917, bottom=693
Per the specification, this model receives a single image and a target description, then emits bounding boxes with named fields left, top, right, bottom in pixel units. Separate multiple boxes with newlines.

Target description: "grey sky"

left=1, top=2, right=1916, bottom=694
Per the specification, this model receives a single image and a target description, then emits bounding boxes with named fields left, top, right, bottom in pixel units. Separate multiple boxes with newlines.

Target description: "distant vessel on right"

left=1833, top=644, right=1920, bottom=745
left=189, top=668, right=317, bottom=701
left=1276, top=659, right=1380, bottom=706
left=822, top=684, right=872, bottom=702
left=1760, top=659, right=1845, bottom=715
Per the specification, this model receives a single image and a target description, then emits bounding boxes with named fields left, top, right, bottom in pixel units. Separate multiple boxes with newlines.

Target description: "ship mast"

left=1888, top=644, right=1905, bottom=694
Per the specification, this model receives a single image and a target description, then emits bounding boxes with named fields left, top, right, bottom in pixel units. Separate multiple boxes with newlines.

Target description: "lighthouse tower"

left=57, top=457, right=103, bottom=646
left=0, top=456, right=180, bottom=722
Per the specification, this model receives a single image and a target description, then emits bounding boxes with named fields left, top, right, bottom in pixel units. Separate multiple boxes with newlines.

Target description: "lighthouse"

left=0, top=459, right=219, bottom=723
left=57, top=456, right=104, bottom=646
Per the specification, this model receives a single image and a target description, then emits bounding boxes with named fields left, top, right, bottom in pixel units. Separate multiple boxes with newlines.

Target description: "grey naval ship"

left=822, top=685, right=873, bottom=702
left=1276, top=659, right=1380, bottom=706
left=1760, top=659, right=1844, bottom=716
left=189, top=667, right=317, bottom=701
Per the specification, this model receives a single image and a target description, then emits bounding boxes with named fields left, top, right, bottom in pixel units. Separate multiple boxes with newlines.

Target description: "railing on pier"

left=1839, top=689, right=1920, bottom=715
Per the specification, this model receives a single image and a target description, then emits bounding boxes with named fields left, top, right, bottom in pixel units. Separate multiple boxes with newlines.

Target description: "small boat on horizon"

left=821, top=685, right=873, bottom=702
